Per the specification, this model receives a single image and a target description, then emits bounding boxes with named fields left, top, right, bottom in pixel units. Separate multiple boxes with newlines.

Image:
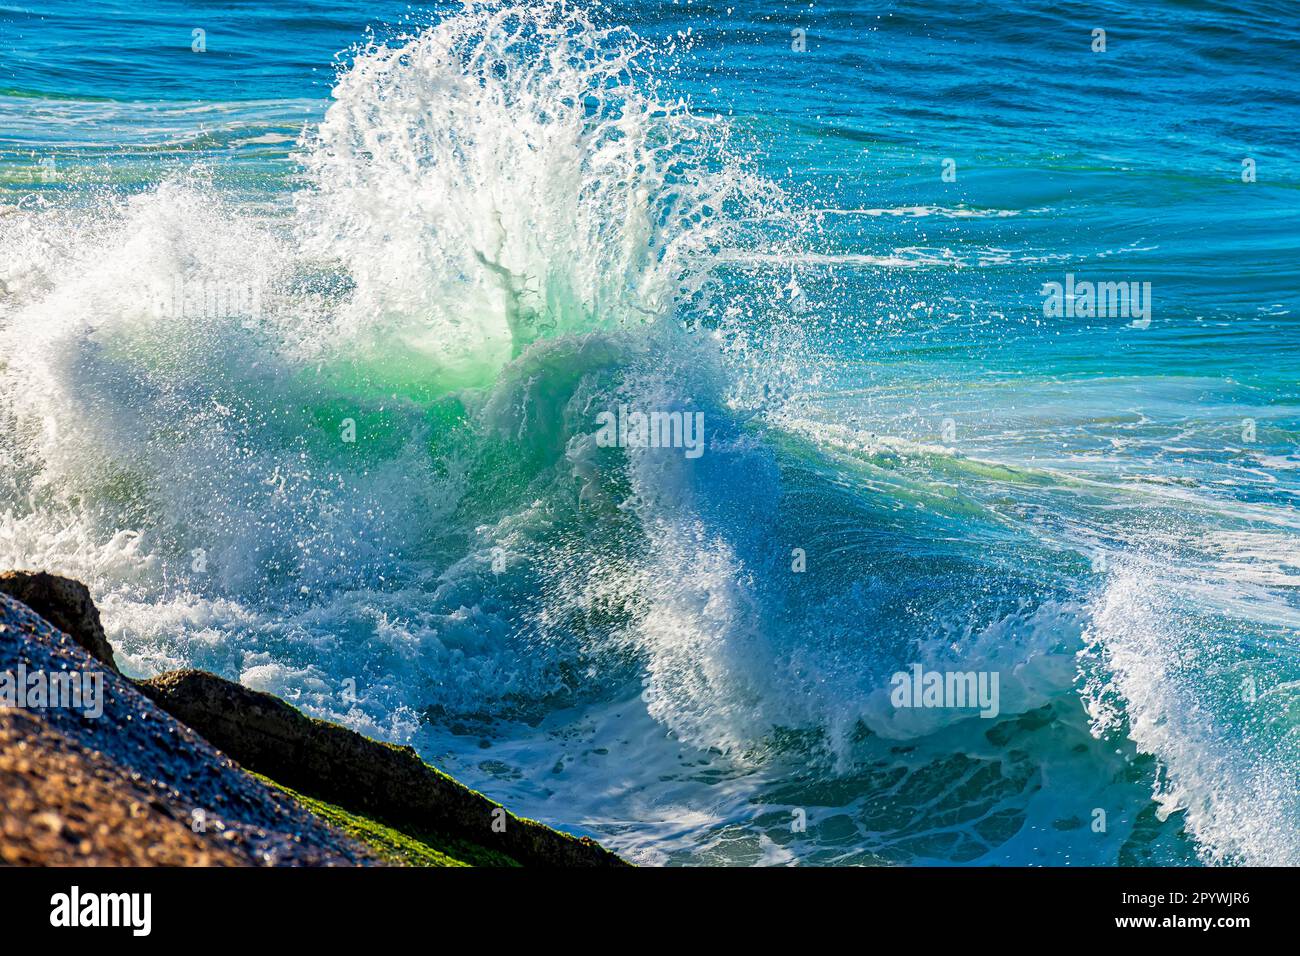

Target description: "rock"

left=0, top=593, right=378, bottom=866
left=0, top=571, right=119, bottom=673
left=137, top=669, right=628, bottom=867
left=1, top=571, right=628, bottom=866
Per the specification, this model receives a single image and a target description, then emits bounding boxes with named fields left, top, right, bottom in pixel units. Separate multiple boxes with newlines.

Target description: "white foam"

left=1082, top=561, right=1300, bottom=865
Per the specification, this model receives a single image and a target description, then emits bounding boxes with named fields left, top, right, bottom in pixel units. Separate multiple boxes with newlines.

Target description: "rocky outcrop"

left=0, top=572, right=627, bottom=866
left=137, top=669, right=626, bottom=867
left=0, top=593, right=377, bottom=866
left=0, top=571, right=119, bottom=673
left=1, top=707, right=247, bottom=866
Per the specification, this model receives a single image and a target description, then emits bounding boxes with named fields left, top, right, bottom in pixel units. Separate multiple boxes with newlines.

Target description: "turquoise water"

left=1, top=1, right=1298, bottom=865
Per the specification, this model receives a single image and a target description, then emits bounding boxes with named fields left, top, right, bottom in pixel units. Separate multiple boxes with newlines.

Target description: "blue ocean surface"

left=1, top=1, right=1297, bottom=865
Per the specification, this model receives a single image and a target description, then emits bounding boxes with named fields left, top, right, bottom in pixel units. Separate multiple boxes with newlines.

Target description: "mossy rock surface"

left=137, top=668, right=627, bottom=867
left=255, top=777, right=479, bottom=867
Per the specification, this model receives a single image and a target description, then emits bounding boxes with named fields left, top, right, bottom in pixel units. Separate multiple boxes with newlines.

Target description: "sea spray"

left=293, top=1, right=787, bottom=391
left=0, top=2, right=807, bottom=756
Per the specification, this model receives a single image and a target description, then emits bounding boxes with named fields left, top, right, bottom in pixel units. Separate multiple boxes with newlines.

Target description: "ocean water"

left=1, top=0, right=1298, bottom=866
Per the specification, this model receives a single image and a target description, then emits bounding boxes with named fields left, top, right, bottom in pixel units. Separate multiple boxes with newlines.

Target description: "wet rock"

left=137, top=668, right=628, bottom=867
left=0, top=593, right=377, bottom=866
left=1, top=572, right=627, bottom=866
left=0, top=571, right=119, bottom=673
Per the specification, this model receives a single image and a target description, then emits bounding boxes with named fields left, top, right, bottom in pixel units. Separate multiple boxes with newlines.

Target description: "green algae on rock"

left=136, top=667, right=627, bottom=867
